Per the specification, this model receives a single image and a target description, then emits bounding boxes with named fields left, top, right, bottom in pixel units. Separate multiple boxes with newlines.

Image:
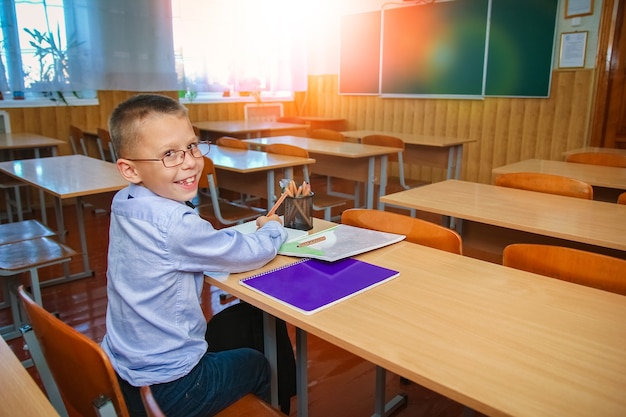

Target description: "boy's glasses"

left=127, top=141, right=210, bottom=168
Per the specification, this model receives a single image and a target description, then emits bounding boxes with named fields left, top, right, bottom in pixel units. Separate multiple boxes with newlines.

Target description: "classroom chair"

left=618, top=191, right=626, bottom=205
left=502, top=244, right=626, bottom=296
left=308, top=128, right=345, bottom=141
left=341, top=208, right=463, bottom=415
left=196, top=157, right=265, bottom=226
left=276, top=116, right=306, bottom=125
left=69, top=125, right=87, bottom=156
left=494, top=172, right=593, bottom=199
left=341, top=208, right=462, bottom=254
left=361, top=134, right=425, bottom=215
left=565, top=151, right=626, bottom=168
left=1, top=173, right=28, bottom=223
left=307, top=129, right=361, bottom=206
left=140, top=386, right=287, bottom=417
left=97, top=128, right=118, bottom=162
left=1, top=237, right=75, bottom=341
left=216, top=136, right=249, bottom=149
left=244, top=103, right=284, bottom=122
left=265, top=143, right=349, bottom=221
left=361, top=134, right=424, bottom=191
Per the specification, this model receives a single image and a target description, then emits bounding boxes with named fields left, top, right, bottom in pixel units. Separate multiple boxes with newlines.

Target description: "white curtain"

left=68, top=0, right=178, bottom=91
left=171, top=0, right=307, bottom=94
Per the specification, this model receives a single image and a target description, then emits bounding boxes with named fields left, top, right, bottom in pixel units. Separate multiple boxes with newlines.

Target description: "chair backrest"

left=199, top=156, right=218, bottom=189
left=494, top=172, right=593, bottom=199
left=193, top=125, right=201, bottom=138
left=140, top=386, right=165, bottom=417
left=216, top=136, right=248, bottom=149
left=618, top=191, right=626, bottom=205
left=244, top=103, right=284, bottom=121
left=265, top=143, right=311, bottom=183
left=308, top=129, right=345, bottom=141
left=17, top=285, right=130, bottom=417
left=361, top=134, right=404, bottom=163
left=69, top=125, right=85, bottom=155
left=502, top=244, right=626, bottom=295
left=341, top=209, right=462, bottom=254
left=97, top=128, right=118, bottom=161
left=565, top=152, right=626, bottom=168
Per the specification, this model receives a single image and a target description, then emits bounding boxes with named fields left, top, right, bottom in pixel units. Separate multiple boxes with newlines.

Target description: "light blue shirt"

left=101, top=183, right=287, bottom=386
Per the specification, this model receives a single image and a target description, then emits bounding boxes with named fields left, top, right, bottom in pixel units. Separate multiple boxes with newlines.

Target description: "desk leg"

left=266, top=170, right=276, bottom=210
left=373, top=367, right=407, bottom=417
left=367, top=157, right=376, bottom=209
left=41, top=196, right=94, bottom=287
left=296, top=328, right=309, bottom=417
left=445, top=145, right=464, bottom=229
left=377, top=155, right=388, bottom=211
left=262, top=312, right=279, bottom=407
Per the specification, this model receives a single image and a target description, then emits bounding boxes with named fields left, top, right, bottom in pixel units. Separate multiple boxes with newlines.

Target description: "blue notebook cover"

left=239, top=258, right=399, bottom=315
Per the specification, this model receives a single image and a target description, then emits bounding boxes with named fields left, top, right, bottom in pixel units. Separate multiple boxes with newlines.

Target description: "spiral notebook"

left=239, top=257, right=399, bottom=315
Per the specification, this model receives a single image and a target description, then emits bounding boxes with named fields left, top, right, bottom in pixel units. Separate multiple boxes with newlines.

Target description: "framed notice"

left=559, top=31, right=587, bottom=68
left=565, top=0, right=593, bottom=18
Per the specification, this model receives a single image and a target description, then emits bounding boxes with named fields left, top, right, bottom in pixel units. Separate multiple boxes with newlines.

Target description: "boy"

left=101, top=94, right=287, bottom=417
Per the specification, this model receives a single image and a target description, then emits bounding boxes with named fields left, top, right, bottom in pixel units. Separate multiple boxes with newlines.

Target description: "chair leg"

left=20, top=324, right=70, bottom=417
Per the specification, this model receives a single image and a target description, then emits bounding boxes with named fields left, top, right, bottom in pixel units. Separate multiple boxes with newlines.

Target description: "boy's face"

left=117, top=114, right=204, bottom=203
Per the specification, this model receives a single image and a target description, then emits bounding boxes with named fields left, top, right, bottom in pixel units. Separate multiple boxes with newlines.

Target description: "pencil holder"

left=284, top=193, right=314, bottom=231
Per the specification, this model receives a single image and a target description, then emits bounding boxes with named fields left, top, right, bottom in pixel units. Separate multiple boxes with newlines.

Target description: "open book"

left=278, top=224, right=405, bottom=262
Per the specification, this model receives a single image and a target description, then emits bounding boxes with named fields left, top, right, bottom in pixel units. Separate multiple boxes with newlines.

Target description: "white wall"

left=307, top=0, right=602, bottom=76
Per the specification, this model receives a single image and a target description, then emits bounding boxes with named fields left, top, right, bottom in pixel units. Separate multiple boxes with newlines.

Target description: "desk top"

left=0, top=338, right=60, bottom=416
left=206, top=224, right=626, bottom=417
left=341, top=130, right=475, bottom=147
left=193, top=120, right=306, bottom=134
left=381, top=179, right=626, bottom=251
left=0, top=132, right=65, bottom=150
left=492, top=158, right=626, bottom=190
left=0, top=154, right=127, bottom=199
left=207, top=146, right=314, bottom=173
left=244, top=136, right=397, bottom=158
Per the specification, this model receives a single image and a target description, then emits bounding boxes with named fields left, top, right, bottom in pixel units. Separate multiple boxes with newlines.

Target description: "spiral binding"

left=241, top=258, right=311, bottom=282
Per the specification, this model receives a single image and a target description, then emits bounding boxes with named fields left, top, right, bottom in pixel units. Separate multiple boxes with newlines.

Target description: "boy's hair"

left=109, top=94, right=189, bottom=158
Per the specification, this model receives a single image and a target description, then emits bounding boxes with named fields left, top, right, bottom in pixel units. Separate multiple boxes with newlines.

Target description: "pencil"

left=267, top=192, right=289, bottom=216
left=297, top=236, right=326, bottom=247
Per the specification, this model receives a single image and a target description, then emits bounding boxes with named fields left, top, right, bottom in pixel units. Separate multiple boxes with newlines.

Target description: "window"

left=0, top=0, right=96, bottom=102
left=171, top=0, right=307, bottom=100
left=0, top=1, right=307, bottom=103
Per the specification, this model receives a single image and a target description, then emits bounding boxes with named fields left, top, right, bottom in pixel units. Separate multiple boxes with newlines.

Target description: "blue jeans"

left=119, top=348, right=270, bottom=417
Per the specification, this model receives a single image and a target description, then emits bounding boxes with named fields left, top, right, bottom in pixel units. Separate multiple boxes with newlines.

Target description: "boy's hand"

left=256, top=214, right=283, bottom=229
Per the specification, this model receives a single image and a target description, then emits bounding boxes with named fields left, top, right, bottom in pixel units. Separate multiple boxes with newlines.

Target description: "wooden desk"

left=562, top=146, right=626, bottom=158
left=0, top=337, right=61, bottom=416
left=244, top=136, right=397, bottom=209
left=0, top=132, right=64, bottom=159
left=207, top=146, right=314, bottom=210
left=380, top=180, right=626, bottom=253
left=492, top=159, right=626, bottom=191
left=0, top=155, right=127, bottom=284
left=341, top=130, right=475, bottom=180
left=206, top=232, right=626, bottom=417
left=193, top=120, right=307, bottom=141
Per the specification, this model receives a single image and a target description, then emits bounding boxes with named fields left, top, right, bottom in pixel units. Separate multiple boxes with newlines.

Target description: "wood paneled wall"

left=303, top=70, right=595, bottom=184
left=1, top=68, right=594, bottom=185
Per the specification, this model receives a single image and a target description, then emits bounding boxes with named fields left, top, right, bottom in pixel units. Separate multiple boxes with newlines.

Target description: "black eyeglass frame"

left=125, top=141, right=210, bottom=168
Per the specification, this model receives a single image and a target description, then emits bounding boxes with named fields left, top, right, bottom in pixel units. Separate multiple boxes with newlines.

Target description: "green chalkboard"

left=485, top=0, right=558, bottom=96
left=381, top=0, right=488, bottom=97
left=338, top=0, right=559, bottom=98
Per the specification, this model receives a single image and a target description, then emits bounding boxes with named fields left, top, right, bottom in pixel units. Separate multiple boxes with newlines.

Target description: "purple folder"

left=239, top=257, right=399, bottom=314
